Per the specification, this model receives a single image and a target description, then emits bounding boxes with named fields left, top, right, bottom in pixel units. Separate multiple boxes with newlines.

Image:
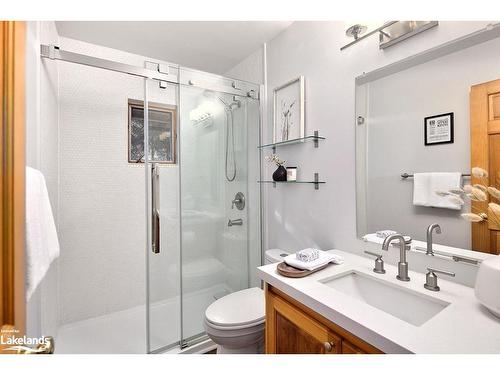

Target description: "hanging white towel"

left=413, top=172, right=462, bottom=210
left=25, top=167, right=60, bottom=301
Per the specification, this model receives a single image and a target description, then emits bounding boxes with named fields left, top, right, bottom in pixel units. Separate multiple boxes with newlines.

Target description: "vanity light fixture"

left=345, top=24, right=367, bottom=40
left=341, top=21, right=438, bottom=51
left=341, top=21, right=397, bottom=51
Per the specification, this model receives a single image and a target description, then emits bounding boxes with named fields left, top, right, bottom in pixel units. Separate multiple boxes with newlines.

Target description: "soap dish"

left=276, top=262, right=330, bottom=278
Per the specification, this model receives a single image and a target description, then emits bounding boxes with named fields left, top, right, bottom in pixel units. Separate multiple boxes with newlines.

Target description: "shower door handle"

left=151, top=163, right=160, bottom=254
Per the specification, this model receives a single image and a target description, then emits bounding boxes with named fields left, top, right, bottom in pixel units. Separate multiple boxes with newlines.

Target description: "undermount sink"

left=319, top=271, right=450, bottom=326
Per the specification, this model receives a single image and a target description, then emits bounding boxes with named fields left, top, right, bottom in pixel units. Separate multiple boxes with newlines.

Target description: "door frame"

left=1, top=21, right=26, bottom=351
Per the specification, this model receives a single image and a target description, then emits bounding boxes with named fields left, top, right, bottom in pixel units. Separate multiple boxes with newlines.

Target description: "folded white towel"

left=376, top=230, right=396, bottom=239
left=413, top=172, right=462, bottom=210
left=296, top=248, right=320, bottom=262
left=26, top=167, right=60, bottom=301
left=285, top=250, right=344, bottom=271
left=363, top=233, right=412, bottom=245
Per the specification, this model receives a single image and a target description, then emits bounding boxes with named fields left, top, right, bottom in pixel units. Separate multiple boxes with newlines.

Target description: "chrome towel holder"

left=400, top=172, right=471, bottom=179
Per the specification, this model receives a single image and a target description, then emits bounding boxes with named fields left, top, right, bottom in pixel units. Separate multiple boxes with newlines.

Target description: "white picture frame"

left=273, top=76, right=305, bottom=143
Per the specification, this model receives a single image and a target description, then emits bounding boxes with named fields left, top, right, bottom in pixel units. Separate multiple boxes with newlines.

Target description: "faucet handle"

left=364, top=251, right=386, bottom=274
left=424, top=267, right=455, bottom=292
left=403, top=236, right=412, bottom=250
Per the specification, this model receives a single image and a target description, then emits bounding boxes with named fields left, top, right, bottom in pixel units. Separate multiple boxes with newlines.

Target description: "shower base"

left=56, top=283, right=230, bottom=353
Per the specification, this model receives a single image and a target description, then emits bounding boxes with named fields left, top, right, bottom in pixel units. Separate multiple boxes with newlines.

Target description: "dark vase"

left=272, top=165, right=287, bottom=182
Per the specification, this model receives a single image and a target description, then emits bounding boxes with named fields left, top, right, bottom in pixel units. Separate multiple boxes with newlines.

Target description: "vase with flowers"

left=266, top=154, right=287, bottom=182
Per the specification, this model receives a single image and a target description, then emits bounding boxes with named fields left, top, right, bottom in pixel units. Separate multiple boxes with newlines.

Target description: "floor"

left=56, top=283, right=229, bottom=354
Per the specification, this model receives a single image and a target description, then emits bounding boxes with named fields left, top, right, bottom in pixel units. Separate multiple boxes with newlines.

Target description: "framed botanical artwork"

left=273, top=76, right=305, bottom=143
left=424, top=112, right=454, bottom=146
left=128, top=99, right=177, bottom=164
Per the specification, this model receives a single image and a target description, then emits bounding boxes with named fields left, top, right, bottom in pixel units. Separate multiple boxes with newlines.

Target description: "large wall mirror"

left=355, top=27, right=500, bottom=255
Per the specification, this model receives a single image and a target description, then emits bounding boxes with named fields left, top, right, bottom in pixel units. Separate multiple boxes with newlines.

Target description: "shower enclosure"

left=33, top=41, right=262, bottom=353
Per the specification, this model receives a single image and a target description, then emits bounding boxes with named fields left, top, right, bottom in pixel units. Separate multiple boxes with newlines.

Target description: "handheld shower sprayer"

left=219, top=96, right=241, bottom=182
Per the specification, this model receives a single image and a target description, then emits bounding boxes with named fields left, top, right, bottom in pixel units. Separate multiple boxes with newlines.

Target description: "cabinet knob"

left=323, top=341, right=336, bottom=352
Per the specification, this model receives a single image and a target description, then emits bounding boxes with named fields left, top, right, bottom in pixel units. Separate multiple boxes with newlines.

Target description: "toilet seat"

left=205, top=287, right=265, bottom=329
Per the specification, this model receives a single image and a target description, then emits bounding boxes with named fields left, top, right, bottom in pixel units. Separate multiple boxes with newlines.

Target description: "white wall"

left=225, top=48, right=264, bottom=85
left=25, top=21, right=60, bottom=340
left=228, top=21, right=497, bottom=287
left=361, top=36, right=500, bottom=249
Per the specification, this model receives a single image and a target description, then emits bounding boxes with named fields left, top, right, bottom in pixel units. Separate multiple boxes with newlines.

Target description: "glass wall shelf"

left=258, top=131, right=324, bottom=151
left=258, top=173, right=325, bottom=190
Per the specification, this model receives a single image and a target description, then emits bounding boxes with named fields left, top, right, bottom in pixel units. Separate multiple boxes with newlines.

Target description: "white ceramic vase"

left=475, top=256, right=500, bottom=318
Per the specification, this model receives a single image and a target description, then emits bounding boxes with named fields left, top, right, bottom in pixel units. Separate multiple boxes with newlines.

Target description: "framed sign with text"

left=424, top=112, right=454, bottom=146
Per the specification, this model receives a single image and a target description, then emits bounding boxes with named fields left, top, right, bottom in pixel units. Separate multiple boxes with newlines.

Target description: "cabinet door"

left=266, top=292, right=341, bottom=354
left=341, top=340, right=366, bottom=354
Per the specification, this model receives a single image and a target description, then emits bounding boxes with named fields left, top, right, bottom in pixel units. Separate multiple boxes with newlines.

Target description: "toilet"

left=204, top=249, right=289, bottom=354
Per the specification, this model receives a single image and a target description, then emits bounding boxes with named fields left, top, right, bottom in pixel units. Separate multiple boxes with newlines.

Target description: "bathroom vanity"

left=258, top=250, right=500, bottom=354
left=265, top=284, right=382, bottom=354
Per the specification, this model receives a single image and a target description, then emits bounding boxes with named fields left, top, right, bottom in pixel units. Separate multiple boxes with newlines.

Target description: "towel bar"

left=401, top=173, right=471, bottom=179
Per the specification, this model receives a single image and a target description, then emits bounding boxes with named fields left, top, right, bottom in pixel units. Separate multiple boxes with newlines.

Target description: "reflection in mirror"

left=356, top=33, right=500, bottom=254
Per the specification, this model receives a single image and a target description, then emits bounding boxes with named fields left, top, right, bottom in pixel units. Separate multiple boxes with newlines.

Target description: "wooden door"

left=471, top=79, right=500, bottom=254
left=266, top=289, right=341, bottom=354
left=1, top=21, right=26, bottom=354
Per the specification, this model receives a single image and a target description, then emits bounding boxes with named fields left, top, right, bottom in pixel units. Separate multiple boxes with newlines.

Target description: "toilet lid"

left=205, top=287, right=265, bottom=327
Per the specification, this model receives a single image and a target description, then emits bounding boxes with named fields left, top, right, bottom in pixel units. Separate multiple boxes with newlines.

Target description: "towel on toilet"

left=413, top=172, right=462, bottom=210
left=25, top=167, right=60, bottom=300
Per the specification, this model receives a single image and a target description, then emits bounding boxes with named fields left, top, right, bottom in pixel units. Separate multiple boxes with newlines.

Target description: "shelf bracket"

left=314, top=173, right=319, bottom=190
left=313, top=130, right=319, bottom=148
left=272, top=181, right=276, bottom=188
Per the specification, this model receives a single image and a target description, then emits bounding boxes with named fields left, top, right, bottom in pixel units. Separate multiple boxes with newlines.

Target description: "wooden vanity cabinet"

left=265, top=284, right=383, bottom=354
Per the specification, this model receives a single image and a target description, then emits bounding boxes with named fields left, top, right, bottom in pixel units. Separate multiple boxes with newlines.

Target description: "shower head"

left=218, top=96, right=241, bottom=111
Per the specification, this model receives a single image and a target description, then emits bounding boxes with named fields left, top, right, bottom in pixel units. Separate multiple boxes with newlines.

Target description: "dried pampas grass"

left=473, top=184, right=488, bottom=193
left=472, top=167, right=488, bottom=178
left=463, top=185, right=473, bottom=194
left=448, top=195, right=465, bottom=206
left=461, top=213, right=486, bottom=222
left=469, top=186, right=488, bottom=202
left=487, top=186, right=500, bottom=200
left=489, top=202, right=500, bottom=217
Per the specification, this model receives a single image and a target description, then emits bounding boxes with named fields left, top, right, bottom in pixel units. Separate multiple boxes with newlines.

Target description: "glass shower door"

left=145, top=76, right=182, bottom=353
left=179, top=83, right=251, bottom=345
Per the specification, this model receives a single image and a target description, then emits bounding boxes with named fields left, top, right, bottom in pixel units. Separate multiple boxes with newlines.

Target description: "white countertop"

left=257, top=249, right=500, bottom=353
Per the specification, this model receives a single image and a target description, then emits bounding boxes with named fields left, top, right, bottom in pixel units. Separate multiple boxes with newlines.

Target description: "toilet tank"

left=264, top=249, right=290, bottom=264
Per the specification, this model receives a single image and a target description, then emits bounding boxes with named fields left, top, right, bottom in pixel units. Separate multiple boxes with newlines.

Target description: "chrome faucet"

left=381, top=234, right=411, bottom=282
left=424, top=267, right=455, bottom=292
left=227, top=218, right=243, bottom=227
left=426, top=223, right=441, bottom=256
left=231, top=192, right=245, bottom=210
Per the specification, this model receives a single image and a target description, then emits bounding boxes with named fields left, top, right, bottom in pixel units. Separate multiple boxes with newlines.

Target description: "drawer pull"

left=323, top=341, right=336, bottom=352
